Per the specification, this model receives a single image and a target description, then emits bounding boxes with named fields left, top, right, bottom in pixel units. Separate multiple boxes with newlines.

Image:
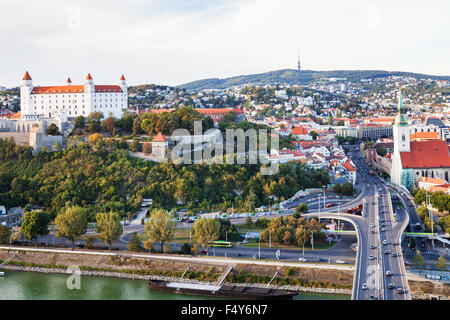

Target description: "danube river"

left=0, top=271, right=350, bottom=300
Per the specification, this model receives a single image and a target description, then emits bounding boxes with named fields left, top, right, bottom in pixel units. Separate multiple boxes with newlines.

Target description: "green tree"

left=129, top=140, right=141, bottom=152
left=85, top=236, right=94, bottom=249
left=54, top=205, right=88, bottom=250
left=436, top=255, right=447, bottom=271
left=295, top=203, right=308, bottom=214
left=132, top=117, right=143, bottom=135
left=95, top=212, right=123, bottom=250
left=180, top=243, right=192, bottom=255
left=144, top=208, right=176, bottom=252
left=310, top=131, right=318, bottom=140
left=127, top=232, right=143, bottom=251
left=0, top=225, right=11, bottom=244
left=119, top=113, right=134, bottom=133
left=75, top=115, right=86, bottom=129
left=46, top=123, right=61, bottom=136
left=412, top=250, right=425, bottom=267
left=192, top=218, right=220, bottom=254
left=21, top=210, right=50, bottom=246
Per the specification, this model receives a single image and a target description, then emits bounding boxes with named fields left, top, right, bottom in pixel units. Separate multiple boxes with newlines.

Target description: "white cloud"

left=0, top=0, right=449, bottom=87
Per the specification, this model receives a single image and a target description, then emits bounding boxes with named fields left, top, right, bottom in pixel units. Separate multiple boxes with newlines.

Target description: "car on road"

left=391, top=252, right=397, bottom=257
left=387, top=283, right=394, bottom=289
left=396, top=288, right=404, bottom=294
left=336, top=259, right=346, bottom=264
left=384, top=249, right=389, bottom=255
left=383, top=240, right=388, bottom=245
left=318, top=257, right=327, bottom=262
left=370, top=245, right=376, bottom=249
left=362, top=283, right=368, bottom=290
left=385, top=271, right=392, bottom=277
left=298, top=257, right=308, bottom=262
left=370, top=223, right=375, bottom=228
left=369, top=295, right=377, bottom=300
left=371, top=230, right=376, bottom=234
left=369, top=255, right=375, bottom=260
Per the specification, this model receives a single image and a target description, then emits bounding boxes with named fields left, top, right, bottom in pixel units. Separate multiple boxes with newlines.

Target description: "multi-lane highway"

left=304, top=146, right=412, bottom=300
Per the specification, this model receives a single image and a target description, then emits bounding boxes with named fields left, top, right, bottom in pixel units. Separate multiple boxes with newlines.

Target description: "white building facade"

left=20, top=72, right=127, bottom=119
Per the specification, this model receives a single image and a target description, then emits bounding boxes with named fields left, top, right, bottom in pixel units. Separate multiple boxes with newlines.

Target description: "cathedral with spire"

left=390, top=89, right=450, bottom=190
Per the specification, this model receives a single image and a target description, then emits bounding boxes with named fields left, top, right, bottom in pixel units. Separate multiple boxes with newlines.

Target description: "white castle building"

left=20, top=71, right=127, bottom=119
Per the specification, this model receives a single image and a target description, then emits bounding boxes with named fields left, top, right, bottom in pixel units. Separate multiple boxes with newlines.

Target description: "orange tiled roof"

left=401, top=140, right=450, bottom=169
left=410, top=132, right=439, bottom=140
left=197, top=108, right=244, bottom=115
left=31, top=85, right=122, bottom=94
left=419, top=177, right=447, bottom=185
left=342, top=160, right=356, bottom=172
left=10, top=112, right=21, bottom=119
left=152, top=132, right=167, bottom=142
left=292, top=126, right=309, bottom=135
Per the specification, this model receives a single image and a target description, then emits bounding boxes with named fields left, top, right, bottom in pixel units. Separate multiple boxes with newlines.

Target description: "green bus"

left=209, top=241, right=232, bottom=247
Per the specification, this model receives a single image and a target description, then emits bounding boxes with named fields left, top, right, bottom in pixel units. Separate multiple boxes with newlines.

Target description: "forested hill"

left=178, top=69, right=450, bottom=91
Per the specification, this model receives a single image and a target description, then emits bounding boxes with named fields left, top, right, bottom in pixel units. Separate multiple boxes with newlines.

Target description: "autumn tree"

left=95, top=212, right=123, bottom=250
left=54, top=205, right=88, bottom=250
left=192, top=218, right=220, bottom=254
left=144, top=208, right=176, bottom=252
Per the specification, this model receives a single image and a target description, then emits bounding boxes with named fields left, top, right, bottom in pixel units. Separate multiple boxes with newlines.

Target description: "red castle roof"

left=31, top=85, right=122, bottom=94
left=23, top=71, right=32, bottom=80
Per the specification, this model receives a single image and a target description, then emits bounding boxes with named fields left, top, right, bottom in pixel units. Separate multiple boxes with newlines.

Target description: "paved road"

left=302, top=146, right=412, bottom=300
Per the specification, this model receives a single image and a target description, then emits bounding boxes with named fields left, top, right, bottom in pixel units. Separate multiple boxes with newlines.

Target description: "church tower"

left=393, top=89, right=410, bottom=153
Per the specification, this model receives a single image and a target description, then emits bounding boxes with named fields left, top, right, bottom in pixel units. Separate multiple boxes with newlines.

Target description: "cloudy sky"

left=1, top=0, right=449, bottom=87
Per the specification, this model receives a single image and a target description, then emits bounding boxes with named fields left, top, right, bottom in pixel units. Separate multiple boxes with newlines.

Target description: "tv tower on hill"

left=297, top=50, right=301, bottom=71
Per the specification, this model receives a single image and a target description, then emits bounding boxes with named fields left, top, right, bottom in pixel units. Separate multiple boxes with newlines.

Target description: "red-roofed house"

left=291, top=126, right=311, bottom=141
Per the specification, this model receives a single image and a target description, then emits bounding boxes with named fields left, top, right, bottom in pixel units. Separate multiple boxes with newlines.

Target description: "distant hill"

left=178, top=69, right=450, bottom=91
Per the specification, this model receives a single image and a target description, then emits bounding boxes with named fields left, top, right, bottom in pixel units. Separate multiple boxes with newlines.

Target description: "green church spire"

left=395, top=88, right=408, bottom=126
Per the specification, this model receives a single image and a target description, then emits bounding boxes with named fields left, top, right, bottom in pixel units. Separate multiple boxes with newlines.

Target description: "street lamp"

left=258, top=237, right=261, bottom=259
left=310, top=231, right=314, bottom=250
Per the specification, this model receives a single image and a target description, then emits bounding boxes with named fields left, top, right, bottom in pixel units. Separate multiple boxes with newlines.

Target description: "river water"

left=0, top=271, right=350, bottom=300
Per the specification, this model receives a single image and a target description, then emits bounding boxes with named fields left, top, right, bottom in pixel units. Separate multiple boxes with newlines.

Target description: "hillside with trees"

left=0, top=137, right=330, bottom=221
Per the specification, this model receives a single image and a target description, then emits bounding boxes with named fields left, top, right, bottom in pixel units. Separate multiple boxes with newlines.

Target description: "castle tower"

left=152, top=132, right=168, bottom=161
left=20, top=71, right=33, bottom=116
left=119, top=74, right=127, bottom=95
left=393, top=89, right=410, bottom=153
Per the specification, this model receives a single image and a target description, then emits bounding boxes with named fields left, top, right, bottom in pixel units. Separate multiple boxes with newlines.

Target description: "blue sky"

left=0, top=0, right=449, bottom=87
